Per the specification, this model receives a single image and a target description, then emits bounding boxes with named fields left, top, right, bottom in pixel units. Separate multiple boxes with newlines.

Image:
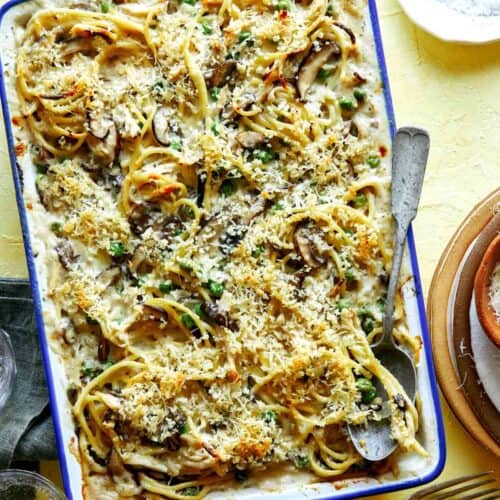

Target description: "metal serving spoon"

left=347, top=127, right=430, bottom=462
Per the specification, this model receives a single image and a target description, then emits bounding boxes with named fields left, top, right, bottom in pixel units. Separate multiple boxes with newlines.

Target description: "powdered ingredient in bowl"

left=489, top=263, right=500, bottom=323
left=436, top=0, right=500, bottom=16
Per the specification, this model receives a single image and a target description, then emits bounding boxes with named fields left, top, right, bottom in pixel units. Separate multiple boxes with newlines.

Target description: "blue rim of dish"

left=0, top=0, right=446, bottom=498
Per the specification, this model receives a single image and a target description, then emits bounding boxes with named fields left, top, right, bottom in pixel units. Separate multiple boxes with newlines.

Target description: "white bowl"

left=399, top=0, right=500, bottom=44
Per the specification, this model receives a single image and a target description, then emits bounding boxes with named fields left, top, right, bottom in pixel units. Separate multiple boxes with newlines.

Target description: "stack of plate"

left=429, top=188, right=500, bottom=456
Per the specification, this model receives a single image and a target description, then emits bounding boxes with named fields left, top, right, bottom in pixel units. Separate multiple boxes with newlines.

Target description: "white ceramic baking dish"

left=0, top=0, right=446, bottom=497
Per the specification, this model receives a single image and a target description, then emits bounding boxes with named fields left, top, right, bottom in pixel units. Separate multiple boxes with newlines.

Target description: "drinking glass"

left=0, top=469, right=66, bottom=500
left=0, top=327, right=16, bottom=412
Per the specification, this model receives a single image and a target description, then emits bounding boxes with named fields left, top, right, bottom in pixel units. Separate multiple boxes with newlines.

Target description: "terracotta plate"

left=428, top=188, right=500, bottom=456
left=452, top=215, right=500, bottom=443
left=474, top=233, right=500, bottom=347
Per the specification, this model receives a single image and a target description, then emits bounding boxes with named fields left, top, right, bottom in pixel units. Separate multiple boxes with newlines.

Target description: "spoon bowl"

left=373, top=344, right=417, bottom=401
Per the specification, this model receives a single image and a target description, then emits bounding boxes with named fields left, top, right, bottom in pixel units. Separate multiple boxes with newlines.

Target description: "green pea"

left=252, top=245, right=264, bottom=258
left=194, top=303, right=205, bottom=317
left=181, top=313, right=196, bottom=330
left=208, top=280, right=224, bottom=298
left=344, top=268, right=356, bottom=283
left=261, top=409, right=278, bottom=423
left=377, top=297, right=386, bottom=313
left=100, top=1, right=110, bottom=13
left=336, top=298, right=350, bottom=311
left=201, top=21, right=213, bottom=34
left=181, top=0, right=197, bottom=5
left=109, top=241, right=125, bottom=257
left=366, top=155, right=381, bottom=168
left=339, top=97, right=355, bottom=111
left=354, top=88, right=366, bottom=102
left=220, top=179, right=235, bottom=197
left=50, top=222, right=62, bottom=235
left=276, top=0, right=291, bottom=10
left=354, top=193, right=367, bottom=208
left=295, top=455, right=310, bottom=468
left=361, top=316, right=375, bottom=334
left=356, top=377, right=377, bottom=404
left=253, top=148, right=276, bottom=163
left=159, top=281, right=174, bottom=293
left=170, top=140, right=182, bottom=151
left=317, top=68, right=330, bottom=82
left=239, top=31, right=252, bottom=43
left=210, top=87, right=221, bottom=101
left=178, top=260, right=193, bottom=272
left=358, top=305, right=372, bottom=317
left=151, top=79, right=165, bottom=94
left=363, top=386, right=377, bottom=404
left=182, top=487, right=199, bottom=497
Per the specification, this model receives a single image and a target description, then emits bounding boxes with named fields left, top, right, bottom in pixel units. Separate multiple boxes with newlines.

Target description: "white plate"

left=399, top=0, right=500, bottom=44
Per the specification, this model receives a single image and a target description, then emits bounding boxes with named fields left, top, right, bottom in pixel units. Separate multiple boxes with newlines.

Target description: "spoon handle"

left=381, top=127, right=430, bottom=345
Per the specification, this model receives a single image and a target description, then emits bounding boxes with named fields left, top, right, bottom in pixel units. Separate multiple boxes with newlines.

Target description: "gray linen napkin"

left=0, top=279, right=57, bottom=467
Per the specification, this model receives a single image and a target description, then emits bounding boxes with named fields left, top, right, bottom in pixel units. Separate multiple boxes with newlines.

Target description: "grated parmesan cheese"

left=489, top=262, right=500, bottom=323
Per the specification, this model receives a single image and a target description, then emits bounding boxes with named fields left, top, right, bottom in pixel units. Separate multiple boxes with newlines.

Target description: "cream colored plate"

left=398, top=0, right=500, bottom=44
left=428, top=188, right=500, bottom=456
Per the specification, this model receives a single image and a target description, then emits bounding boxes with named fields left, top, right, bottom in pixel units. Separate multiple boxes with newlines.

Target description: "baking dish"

left=0, top=0, right=446, bottom=497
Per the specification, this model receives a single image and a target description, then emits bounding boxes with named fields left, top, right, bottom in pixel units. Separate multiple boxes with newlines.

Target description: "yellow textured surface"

left=0, top=0, right=499, bottom=497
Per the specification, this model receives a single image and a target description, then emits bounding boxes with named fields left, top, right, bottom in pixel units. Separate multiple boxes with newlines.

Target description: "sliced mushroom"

left=197, top=172, right=207, bottom=207
left=86, top=117, right=119, bottom=166
left=108, top=450, right=142, bottom=496
left=99, top=392, right=122, bottom=411
left=128, top=204, right=161, bottom=236
left=129, top=245, right=154, bottom=276
left=233, top=92, right=257, bottom=112
left=88, top=114, right=114, bottom=140
left=220, top=222, right=247, bottom=255
left=97, top=333, right=109, bottom=363
left=36, top=174, right=60, bottom=211
left=236, top=131, right=265, bottom=149
left=352, top=71, right=367, bottom=87
left=56, top=240, right=78, bottom=270
left=333, top=21, right=356, bottom=45
left=127, top=304, right=168, bottom=337
left=164, top=431, right=182, bottom=452
left=152, top=107, right=170, bottom=146
left=61, top=315, right=77, bottom=344
left=296, top=41, right=341, bottom=100
left=69, top=23, right=116, bottom=43
left=97, top=266, right=121, bottom=287
left=201, top=302, right=237, bottom=331
left=39, top=86, right=81, bottom=100
left=143, top=304, right=168, bottom=322
left=293, top=223, right=326, bottom=268
left=59, top=38, right=95, bottom=58
left=152, top=107, right=182, bottom=147
left=206, top=60, right=236, bottom=88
